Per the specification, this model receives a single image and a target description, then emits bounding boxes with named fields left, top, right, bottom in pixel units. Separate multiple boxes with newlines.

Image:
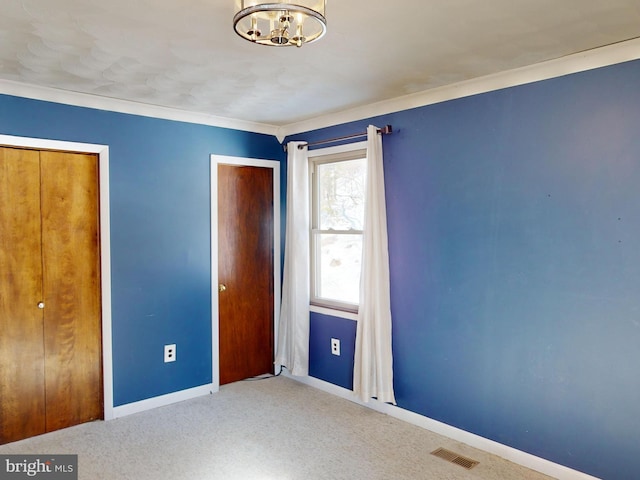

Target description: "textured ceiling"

left=0, top=0, right=639, bottom=127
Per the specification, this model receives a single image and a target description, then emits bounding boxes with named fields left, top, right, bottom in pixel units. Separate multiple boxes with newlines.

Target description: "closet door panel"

left=0, top=147, right=46, bottom=444
left=40, top=151, right=103, bottom=431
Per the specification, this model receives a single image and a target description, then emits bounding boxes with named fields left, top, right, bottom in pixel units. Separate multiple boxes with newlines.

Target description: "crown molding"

left=0, top=79, right=280, bottom=137
left=2, top=37, right=639, bottom=143
left=277, top=37, right=640, bottom=140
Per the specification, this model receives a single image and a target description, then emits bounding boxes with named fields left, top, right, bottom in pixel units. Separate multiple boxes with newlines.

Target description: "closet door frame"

left=0, top=134, right=115, bottom=421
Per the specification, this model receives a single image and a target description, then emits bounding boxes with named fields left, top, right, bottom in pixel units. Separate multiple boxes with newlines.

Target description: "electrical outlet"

left=331, top=338, right=340, bottom=356
left=164, top=344, right=176, bottom=363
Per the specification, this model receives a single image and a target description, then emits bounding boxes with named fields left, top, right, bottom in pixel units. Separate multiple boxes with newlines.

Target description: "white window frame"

left=309, top=141, right=367, bottom=313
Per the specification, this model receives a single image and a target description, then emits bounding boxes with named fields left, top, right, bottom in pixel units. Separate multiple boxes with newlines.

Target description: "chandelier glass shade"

left=233, top=1, right=327, bottom=47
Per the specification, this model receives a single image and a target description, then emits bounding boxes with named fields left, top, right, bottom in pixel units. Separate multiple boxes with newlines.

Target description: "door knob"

left=218, top=284, right=227, bottom=292
left=37, top=302, right=45, bottom=309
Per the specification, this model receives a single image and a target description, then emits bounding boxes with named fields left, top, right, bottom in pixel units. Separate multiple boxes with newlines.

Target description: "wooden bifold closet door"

left=0, top=146, right=103, bottom=445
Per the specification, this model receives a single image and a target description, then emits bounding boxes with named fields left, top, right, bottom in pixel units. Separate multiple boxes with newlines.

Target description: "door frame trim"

left=0, top=134, right=114, bottom=421
left=210, top=155, right=281, bottom=390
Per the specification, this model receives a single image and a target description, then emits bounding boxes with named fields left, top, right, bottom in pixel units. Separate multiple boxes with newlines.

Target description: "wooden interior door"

left=0, top=147, right=46, bottom=444
left=0, top=147, right=102, bottom=445
left=40, top=150, right=103, bottom=431
left=218, top=164, right=274, bottom=385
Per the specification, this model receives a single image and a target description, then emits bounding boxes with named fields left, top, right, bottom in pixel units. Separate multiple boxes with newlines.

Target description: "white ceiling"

left=0, top=0, right=639, bottom=129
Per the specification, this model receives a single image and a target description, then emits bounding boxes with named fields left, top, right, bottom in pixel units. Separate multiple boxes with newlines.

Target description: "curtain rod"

left=283, top=125, right=393, bottom=151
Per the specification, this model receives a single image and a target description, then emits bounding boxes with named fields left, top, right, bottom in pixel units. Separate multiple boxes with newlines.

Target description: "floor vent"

left=431, top=447, right=479, bottom=470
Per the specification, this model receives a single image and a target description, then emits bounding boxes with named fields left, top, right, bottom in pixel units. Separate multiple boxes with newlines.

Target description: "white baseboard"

left=285, top=373, right=600, bottom=480
left=111, top=384, right=216, bottom=419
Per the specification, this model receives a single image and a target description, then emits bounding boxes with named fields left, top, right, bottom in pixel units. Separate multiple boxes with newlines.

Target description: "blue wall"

left=0, top=95, right=283, bottom=406
left=309, top=312, right=356, bottom=389
left=291, top=59, right=640, bottom=480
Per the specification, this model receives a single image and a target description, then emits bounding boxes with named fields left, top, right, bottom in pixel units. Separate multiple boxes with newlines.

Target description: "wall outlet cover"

left=164, top=344, right=176, bottom=363
left=331, top=338, right=340, bottom=356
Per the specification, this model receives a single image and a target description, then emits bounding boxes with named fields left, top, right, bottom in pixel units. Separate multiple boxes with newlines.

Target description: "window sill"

left=310, top=304, right=358, bottom=321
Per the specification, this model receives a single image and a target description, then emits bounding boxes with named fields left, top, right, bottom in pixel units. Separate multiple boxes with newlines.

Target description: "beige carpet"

left=0, top=376, right=554, bottom=479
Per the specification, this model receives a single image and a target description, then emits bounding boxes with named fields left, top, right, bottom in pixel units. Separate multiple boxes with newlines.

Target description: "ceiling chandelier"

left=233, top=1, right=327, bottom=48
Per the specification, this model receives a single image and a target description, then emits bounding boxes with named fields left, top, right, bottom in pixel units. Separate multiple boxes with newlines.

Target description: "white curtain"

left=353, top=125, right=397, bottom=404
left=275, top=141, right=310, bottom=376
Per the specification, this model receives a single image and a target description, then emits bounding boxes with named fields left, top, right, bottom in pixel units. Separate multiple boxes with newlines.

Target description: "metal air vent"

left=431, top=447, right=479, bottom=470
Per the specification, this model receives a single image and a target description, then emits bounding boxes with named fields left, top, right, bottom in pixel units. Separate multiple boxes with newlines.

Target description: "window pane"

left=316, top=233, right=362, bottom=305
left=317, top=158, right=366, bottom=231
